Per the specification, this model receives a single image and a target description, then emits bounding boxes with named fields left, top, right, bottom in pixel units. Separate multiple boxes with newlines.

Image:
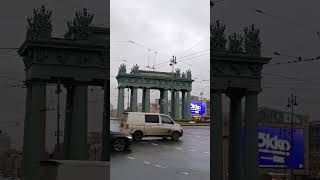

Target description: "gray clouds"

left=213, top=0, right=320, bottom=120
left=111, top=0, right=210, bottom=107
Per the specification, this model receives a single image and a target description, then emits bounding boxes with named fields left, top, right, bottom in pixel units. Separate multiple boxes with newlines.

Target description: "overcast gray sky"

left=213, top=0, right=320, bottom=120
left=110, top=0, right=210, bottom=108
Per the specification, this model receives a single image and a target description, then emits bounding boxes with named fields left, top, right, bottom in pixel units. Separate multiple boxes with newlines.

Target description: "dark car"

left=110, top=131, right=132, bottom=152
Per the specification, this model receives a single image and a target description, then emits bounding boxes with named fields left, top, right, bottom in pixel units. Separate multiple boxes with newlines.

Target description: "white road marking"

left=151, top=143, right=159, bottom=146
left=175, top=147, right=183, bottom=150
left=127, top=157, right=136, bottom=160
left=153, top=164, right=168, bottom=168
left=181, top=172, right=190, bottom=175
left=189, top=149, right=197, bottom=152
left=144, top=161, right=151, bottom=164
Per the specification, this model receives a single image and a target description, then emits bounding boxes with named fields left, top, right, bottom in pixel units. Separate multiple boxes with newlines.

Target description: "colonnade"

left=22, top=82, right=105, bottom=179
left=211, top=88, right=259, bottom=180
left=117, top=87, right=191, bottom=120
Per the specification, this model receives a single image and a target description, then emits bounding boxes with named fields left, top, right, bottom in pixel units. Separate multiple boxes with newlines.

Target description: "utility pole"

left=170, top=55, right=177, bottom=118
left=287, top=93, right=298, bottom=180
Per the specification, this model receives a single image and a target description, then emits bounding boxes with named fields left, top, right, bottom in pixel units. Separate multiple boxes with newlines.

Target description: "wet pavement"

left=110, top=126, right=210, bottom=180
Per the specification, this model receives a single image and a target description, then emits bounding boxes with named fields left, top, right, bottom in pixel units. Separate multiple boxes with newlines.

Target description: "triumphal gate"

left=210, top=20, right=271, bottom=180
left=18, top=6, right=109, bottom=180
left=116, top=64, right=193, bottom=120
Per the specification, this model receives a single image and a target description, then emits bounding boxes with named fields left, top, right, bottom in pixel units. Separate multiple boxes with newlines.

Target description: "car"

left=110, top=131, right=132, bottom=152
left=120, top=112, right=183, bottom=142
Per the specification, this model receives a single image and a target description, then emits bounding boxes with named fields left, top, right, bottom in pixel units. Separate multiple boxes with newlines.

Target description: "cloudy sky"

left=110, top=0, right=210, bottom=108
left=213, top=0, right=320, bottom=120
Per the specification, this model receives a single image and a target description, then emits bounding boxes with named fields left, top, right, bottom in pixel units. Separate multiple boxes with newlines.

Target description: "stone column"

left=181, top=91, right=186, bottom=119
left=244, top=92, right=258, bottom=180
left=22, top=82, right=46, bottom=180
left=211, top=90, right=223, bottom=180
left=228, top=91, right=244, bottom=180
left=160, top=89, right=169, bottom=114
left=186, top=91, right=191, bottom=120
left=68, top=85, right=88, bottom=160
left=101, top=79, right=110, bottom=161
left=174, top=91, right=180, bottom=120
left=64, top=85, right=73, bottom=160
left=142, top=88, right=150, bottom=112
left=171, top=90, right=175, bottom=118
left=117, top=87, right=125, bottom=118
left=130, top=87, right=138, bottom=111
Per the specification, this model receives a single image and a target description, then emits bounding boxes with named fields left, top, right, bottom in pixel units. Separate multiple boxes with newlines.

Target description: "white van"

left=120, top=112, right=183, bottom=141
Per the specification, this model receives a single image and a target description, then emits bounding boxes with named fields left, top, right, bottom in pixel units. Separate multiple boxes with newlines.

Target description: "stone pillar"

left=22, top=82, right=47, bottom=180
left=130, top=87, right=138, bottom=111
left=101, top=79, right=110, bottom=161
left=171, top=90, right=175, bottom=118
left=142, top=88, right=150, bottom=112
left=244, top=92, right=258, bottom=180
left=160, top=89, right=169, bottom=114
left=117, top=87, right=125, bottom=118
left=211, top=90, right=223, bottom=180
left=186, top=91, right=191, bottom=120
left=174, top=91, right=180, bottom=120
left=181, top=91, right=186, bottom=119
left=228, top=92, right=244, bottom=180
left=68, top=85, right=88, bottom=160
left=64, top=85, right=73, bottom=160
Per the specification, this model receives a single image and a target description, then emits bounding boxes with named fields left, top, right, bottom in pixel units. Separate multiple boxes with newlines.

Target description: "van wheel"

left=171, top=131, right=180, bottom=141
left=133, top=131, right=143, bottom=142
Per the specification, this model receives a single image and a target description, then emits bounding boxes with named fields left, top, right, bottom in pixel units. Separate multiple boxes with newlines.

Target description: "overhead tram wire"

left=265, top=56, right=320, bottom=66
left=153, top=49, right=209, bottom=68
left=224, top=1, right=320, bottom=40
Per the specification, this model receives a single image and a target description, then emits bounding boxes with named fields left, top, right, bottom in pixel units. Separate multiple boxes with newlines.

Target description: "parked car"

left=110, top=131, right=132, bottom=152
left=120, top=112, right=183, bottom=141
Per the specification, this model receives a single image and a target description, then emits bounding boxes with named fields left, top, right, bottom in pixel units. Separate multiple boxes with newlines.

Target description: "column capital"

left=244, top=90, right=259, bottom=96
left=24, top=80, right=46, bottom=86
left=226, top=87, right=245, bottom=99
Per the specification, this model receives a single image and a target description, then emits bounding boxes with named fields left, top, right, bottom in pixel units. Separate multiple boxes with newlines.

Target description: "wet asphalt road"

left=110, top=126, right=210, bottom=180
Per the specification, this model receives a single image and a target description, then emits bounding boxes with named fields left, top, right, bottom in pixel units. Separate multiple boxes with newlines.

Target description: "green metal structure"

left=18, top=6, right=109, bottom=180
left=116, top=64, right=193, bottom=120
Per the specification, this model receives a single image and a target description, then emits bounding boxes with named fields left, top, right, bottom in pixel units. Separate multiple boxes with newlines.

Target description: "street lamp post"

left=287, top=93, right=298, bottom=180
left=170, top=55, right=177, bottom=119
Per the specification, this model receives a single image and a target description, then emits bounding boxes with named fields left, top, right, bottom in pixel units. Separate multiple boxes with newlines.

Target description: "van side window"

left=145, top=115, right=159, bottom=123
left=161, top=115, right=174, bottom=124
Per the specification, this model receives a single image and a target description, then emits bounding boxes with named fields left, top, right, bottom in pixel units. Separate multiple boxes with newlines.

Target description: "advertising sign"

left=257, top=127, right=304, bottom=169
left=190, top=102, right=206, bottom=116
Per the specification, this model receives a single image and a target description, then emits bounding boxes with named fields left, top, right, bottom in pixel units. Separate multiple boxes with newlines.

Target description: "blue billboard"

left=190, top=102, right=206, bottom=116
left=257, top=127, right=304, bottom=169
